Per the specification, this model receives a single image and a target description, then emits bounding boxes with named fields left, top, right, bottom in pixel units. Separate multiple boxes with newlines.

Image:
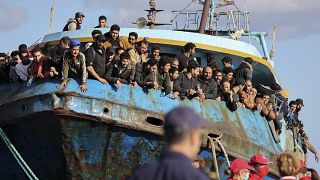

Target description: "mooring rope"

left=0, top=127, right=39, bottom=180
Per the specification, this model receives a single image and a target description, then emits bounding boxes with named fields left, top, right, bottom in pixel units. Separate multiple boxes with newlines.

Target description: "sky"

left=0, top=0, right=319, bottom=170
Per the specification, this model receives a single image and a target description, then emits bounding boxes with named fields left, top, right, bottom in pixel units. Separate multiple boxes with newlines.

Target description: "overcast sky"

left=0, top=0, right=319, bottom=170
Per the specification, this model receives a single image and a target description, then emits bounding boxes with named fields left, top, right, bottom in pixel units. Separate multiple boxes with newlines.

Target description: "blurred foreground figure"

left=249, top=154, right=272, bottom=180
left=128, top=106, right=210, bottom=180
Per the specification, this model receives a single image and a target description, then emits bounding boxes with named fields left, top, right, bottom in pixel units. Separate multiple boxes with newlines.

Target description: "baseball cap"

left=230, top=158, right=254, bottom=173
left=75, top=12, right=85, bottom=18
left=249, top=154, right=272, bottom=165
left=70, top=40, right=81, bottom=48
left=96, top=35, right=106, bottom=42
left=296, top=98, right=304, bottom=106
left=164, top=106, right=210, bottom=133
left=106, top=46, right=115, bottom=54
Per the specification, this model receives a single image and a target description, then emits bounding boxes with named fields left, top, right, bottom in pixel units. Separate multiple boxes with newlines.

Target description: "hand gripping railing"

left=0, top=127, right=39, bottom=180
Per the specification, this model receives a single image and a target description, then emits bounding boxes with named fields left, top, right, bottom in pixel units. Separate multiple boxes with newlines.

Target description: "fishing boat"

left=0, top=0, right=304, bottom=179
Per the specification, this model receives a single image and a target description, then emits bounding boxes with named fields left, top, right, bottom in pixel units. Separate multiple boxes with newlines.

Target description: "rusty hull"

left=0, top=79, right=304, bottom=179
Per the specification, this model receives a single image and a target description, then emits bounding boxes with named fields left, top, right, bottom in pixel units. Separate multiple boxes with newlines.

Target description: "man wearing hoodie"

left=235, top=57, right=254, bottom=81
left=63, top=12, right=85, bottom=31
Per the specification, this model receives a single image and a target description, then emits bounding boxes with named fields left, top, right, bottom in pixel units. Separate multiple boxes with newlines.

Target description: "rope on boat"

left=0, top=127, right=39, bottom=180
left=208, top=135, right=231, bottom=179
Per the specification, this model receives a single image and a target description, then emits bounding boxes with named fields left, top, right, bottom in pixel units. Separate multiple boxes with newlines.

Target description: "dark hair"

left=11, top=50, right=20, bottom=57
left=223, top=67, right=234, bottom=75
left=169, top=67, right=179, bottom=74
left=91, top=30, right=102, bottom=37
left=98, top=15, right=107, bottom=21
left=234, top=78, right=246, bottom=86
left=244, top=57, right=254, bottom=64
left=120, top=51, right=130, bottom=60
left=138, top=40, right=149, bottom=47
left=0, top=53, right=6, bottom=58
left=307, top=168, right=320, bottom=180
left=49, top=47, right=63, bottom=57
left=151, top=44, right=161, bottom=52
left=207, top=51, right=216, bottom=60
left=60, top=36, right=71, bottom=44
left=221, top=56, right=233, bottom=64
left=184, top=42, right=196, bottom=52
left=129, top=32, right=138, bottom=39
left=159, top=56, right=171, bottom=67
left=186, top=62, right=200, bottom=72
left=110, top=24, right=120, bottom=32
left=18, top=44, right=28, bottom=52
left=289, top=101, right=297, bottom=106
left=32, top=47, right=42, bottom=54
left=214, top=69, right=223, bottom=75
left=148, top=59, right=158, bottom=67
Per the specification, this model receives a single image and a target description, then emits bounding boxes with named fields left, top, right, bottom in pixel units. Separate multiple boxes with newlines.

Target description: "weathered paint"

left=0, top=79, right=304, bottom=178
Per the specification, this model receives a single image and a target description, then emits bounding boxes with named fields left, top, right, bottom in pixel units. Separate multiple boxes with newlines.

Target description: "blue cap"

left=70, top=40, right=81, bottom=48
left=164, top=107, right=210, bottom=133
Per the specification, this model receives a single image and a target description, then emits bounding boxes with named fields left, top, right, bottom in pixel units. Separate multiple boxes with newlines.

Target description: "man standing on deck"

left=63, top=12, right=85, bottom=31
left=94, top=15, right=108, bottom=28
left=176, top=42, right=197, bottom=72
left=57, top=40, right=87, bottom=92
left=128, top=107, right=210, bottom=180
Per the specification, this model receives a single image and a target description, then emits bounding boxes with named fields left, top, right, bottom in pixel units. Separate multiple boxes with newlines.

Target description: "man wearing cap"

left=57, top=40, right=87, bottom=92
left=63, top=12, right=85, bottom=31
left=128, top=107, right=210, bottom=180
left=249, top=154, right=272, bottom=180
left=85, top=35, right=108, bottom=84
left=226, top=158, right=254, bottom=180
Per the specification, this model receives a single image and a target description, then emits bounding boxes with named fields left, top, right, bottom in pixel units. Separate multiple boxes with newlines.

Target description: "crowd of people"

left=0, top=12, right=318, bottom=178
left=128, top=107, right=319, bottom=180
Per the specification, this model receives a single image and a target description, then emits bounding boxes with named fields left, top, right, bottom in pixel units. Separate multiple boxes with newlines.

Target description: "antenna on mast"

left=48, top=0, right=57, bottom=34
left=269, top=22, right=277, bottom=60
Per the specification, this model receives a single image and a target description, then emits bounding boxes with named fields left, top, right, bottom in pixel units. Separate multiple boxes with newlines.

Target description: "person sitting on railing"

left=128, top=40, right=149, bottom=64
left=128, top=32, right=138, bottom=46
left=151, top=44, right=161, bottom=61
left=8, top=50, right=21, bottom=82
left=85, top=35, right=108, bottom=84
left=105, top=51, right=134, bottom=89
left=15, top=50, right=32, bottom=82
left=104, top=24, right=133, bottom=50
left=239, top=80, right=255, bottom=109
left=94, top=15, right=108, bottom=28
left=195, top=66, right=217, bottom=102
left=63, top=12, right=85, bottom=31
left=235, top=57, right=253, bottom=81
left=216, top=80, right=238, bottom=111
left=173, top=62, right=200, bottom=99
left=0, top=53, right=9, bottom=84
left=57, top=40, right=87, bottom=92
left=176, top=42, right=197, bottom=72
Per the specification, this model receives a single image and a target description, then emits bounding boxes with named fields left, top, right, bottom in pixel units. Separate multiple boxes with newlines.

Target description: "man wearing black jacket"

left=105, top=52, right=134, bottom=89
left=173, top=62, right=200, bottom=99
left=196, top=66, right=217, bottom=102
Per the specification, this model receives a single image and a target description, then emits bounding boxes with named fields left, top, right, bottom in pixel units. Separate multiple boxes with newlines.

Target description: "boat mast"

left=199, top=0, right=212, bottom=33
left=48, top=0, right=57, bottom=34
